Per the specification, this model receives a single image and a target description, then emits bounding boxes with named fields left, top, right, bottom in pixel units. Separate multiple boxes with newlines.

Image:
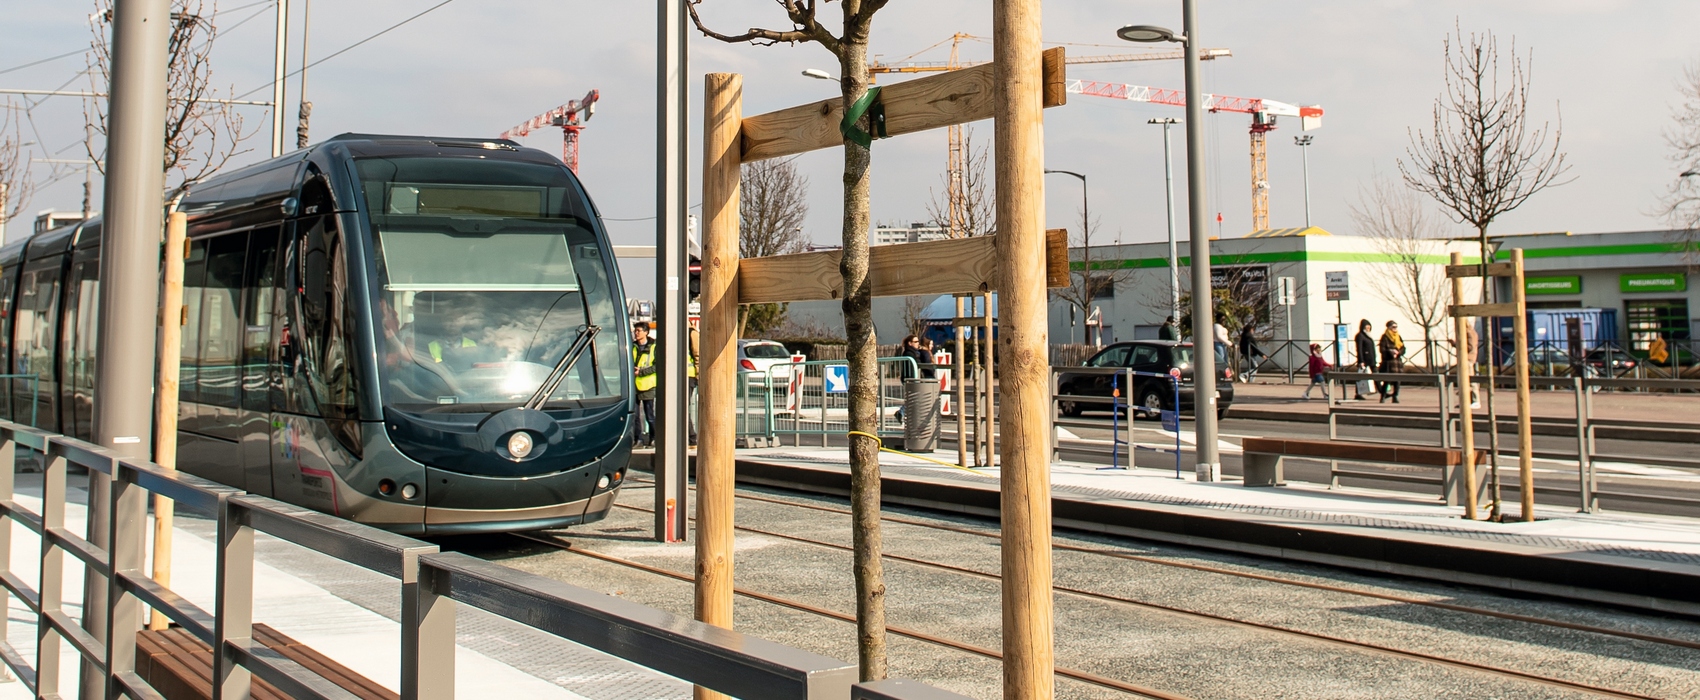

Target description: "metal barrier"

left=760, top=357, right=919, bottom=445
left=1049, top=366, right=1185, bottom=475
left=0, top=420, right=964, bottom=699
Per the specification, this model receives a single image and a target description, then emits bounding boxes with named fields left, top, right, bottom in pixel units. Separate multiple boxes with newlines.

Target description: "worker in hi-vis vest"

left=632, top=321, right=659, bottom=448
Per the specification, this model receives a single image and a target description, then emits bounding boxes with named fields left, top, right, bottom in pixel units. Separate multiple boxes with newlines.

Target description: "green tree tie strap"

left=840, top=86, right=888, bottom=149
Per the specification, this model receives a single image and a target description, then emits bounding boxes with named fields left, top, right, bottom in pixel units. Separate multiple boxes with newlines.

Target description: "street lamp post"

left=1295, top=135, right=1314, bottom=228
left=1120, top=0, right=1221, bottom=481
left=1150, top=118, right=1181, bottom=321
left=1045, top=169, right=1089, bottom=344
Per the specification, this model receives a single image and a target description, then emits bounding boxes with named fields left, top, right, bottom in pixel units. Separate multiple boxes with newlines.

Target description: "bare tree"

left=900, top=295, right=928, bottom=338
left=1660, top=59, right=1700, bottom=262
left=739, top=157, right=810, bottom=337
left=86, top=0, right=257, bottom=200
left=924, top=125, right=994, bottom=238
left=1351, top=177, right=1452, bottom=367
left=0, top=102, right=33, bottom=240
left=1049, top=208, right=1128, bottom=345
left=688, top=0, right=894, bottom=680
left=1398, top=24, right=1569, bottom=291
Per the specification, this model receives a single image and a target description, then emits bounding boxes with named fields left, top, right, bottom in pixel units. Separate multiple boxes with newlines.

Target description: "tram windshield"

left=359, top=156, right=624, bottom=412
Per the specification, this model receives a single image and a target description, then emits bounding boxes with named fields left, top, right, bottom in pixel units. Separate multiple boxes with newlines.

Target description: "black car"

left=1056, top=340, right=1234, bottom=419
left=1583, top=347, right=1638, bottom=376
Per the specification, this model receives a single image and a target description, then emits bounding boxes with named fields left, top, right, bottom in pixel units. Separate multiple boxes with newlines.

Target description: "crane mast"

left=500, top=89, right=601, bottom=173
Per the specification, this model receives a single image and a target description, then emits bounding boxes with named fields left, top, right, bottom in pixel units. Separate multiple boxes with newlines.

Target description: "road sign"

left=824, top=364, right=849, bottom=393
left=1324, top=271, right=1350, bottom=301
left=1168, top=367, right=1182, bottom=380
left=1277, top=276, right=1296, bottom=306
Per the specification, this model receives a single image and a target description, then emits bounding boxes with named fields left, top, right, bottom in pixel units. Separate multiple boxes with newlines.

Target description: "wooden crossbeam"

left=1445, top=262, right=1516, bottom=279
left=1449, top=302, right=1519, bottom=317
left=737, top=229, right=1069, bottom=305
left=739, top=47, right=1068, bottom=163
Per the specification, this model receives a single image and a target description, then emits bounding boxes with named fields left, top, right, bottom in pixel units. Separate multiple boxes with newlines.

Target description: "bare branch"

left=1659, top=58, right=1700, bottom=262
left=687, top=0, right=840, bottom=56
left=1351, top=175, right=1453, bottom=366
left=0, top=102, right=35, bottom=226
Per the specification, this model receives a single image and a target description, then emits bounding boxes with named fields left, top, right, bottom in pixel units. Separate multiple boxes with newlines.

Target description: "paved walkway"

left=0, top=476, right=678, bottom=699
left=739, top=446, right=1700, bottom=565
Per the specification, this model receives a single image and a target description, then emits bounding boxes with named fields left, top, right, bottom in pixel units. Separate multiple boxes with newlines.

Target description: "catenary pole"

left=86, top=0, right=171, bottom=695
left=1182, top=0, right=1221, bottom=480
left=696, top=71, right=741, bottom=700
left=992, top=0, right=1055, bottom=695
left=1153, top=118, right=1181, bottom=319
left=654, top=0, right=690, bottom=543
left=271, top=0, right=289, bottom=156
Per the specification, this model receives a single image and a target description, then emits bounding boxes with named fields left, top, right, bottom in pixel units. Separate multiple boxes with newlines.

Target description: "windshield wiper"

left=524, top=325, right=600, bottom=410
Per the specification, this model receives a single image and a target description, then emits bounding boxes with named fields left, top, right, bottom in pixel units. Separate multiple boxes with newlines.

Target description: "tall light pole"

left=1044, top=169, right=1089, bottom=344
left=1120, top=3, right=1220, bottom=481
left=1150, top=117, right=1181, bottom=320
left=271, top=0, right=289, bottom=156
left=653, top=0, right=689, bottom=543
left=1295, top=134, right=1314, bottom=228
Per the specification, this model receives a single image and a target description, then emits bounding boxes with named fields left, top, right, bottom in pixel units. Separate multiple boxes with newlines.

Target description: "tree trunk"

left=837, top=37, right=887, bottom=682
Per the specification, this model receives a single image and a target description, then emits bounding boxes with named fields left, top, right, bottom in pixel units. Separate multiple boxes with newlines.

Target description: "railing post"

left=104, top=461, right=147, bottom=697
left=213, top=499, right=253, bottom=700
left=1437, top=374, right=1457, bottom=506
left=1575, top=376, right=1595, bottom=514
left=402, top=550, right=455, bottom=700
left=37, top=446, right=66, bottom=698
left=0, top=432, right=11, bottom=683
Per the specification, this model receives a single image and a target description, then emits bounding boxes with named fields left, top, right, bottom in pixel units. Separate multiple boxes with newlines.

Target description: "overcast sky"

left=5, top=0, right=1698, bottom=263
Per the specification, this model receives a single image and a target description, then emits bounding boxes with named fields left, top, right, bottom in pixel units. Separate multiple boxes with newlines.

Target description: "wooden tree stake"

left=150, top=211, right=186, bottom=630
left=1511, top=248, right=1534, bottom=521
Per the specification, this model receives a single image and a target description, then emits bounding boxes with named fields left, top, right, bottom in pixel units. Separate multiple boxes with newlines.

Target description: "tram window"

left=0, top=272, right=13, bottom=423
left=298, top=214, right=362, bottom=453
left=180, top=240, right=208, bottom=409
left=275, top=229, right=315, bottom=415
left=199, top=233, right=248, bottom=411
left=17, top=266, right=61, bottom=432
left=64, top=260, right=98, bottom=441
left=242, top=228, right=280, bottom=413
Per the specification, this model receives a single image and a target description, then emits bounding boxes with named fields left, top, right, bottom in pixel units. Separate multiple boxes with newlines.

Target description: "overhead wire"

left=234, top=0, right=458, bottom=100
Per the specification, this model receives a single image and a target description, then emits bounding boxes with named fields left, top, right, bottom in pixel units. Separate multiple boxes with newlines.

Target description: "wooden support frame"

left=1447, top=250, right=1534, bottom=522
left=1449, top=302, right=1518, bottom=318
left=1445, top=262, right=1517, bottom=279
left=740, top=48, right=1068, bottom=163
left=1450, top=252, right=1479, bottom=520
left=737, top=229, right=1068, bottom=304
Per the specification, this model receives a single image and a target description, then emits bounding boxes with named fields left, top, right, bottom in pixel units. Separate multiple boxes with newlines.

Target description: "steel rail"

left=511, top=532, right=1189, bottom=700
left=630, top=477, right=1700, bottom=653
left=606, top=500, right=1669, bottom=700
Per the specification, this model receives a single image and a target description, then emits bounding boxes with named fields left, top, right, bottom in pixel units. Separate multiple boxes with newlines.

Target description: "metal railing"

left=0, top=420, right=965, bottom=699
left=756, top=358, right=919, bottom=445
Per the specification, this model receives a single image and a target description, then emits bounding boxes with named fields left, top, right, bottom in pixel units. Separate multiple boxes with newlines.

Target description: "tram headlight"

left=506, top=431, right=535, bottom=460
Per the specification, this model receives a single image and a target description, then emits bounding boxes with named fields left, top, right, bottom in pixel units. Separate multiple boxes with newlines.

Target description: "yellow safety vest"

left=633, top=342, right=658, bottom=392
left=428, top=337, right=477, bottom=363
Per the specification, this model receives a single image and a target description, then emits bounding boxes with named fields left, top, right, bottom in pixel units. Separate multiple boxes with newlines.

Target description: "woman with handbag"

left=1354, top=320, right=1376, bottom=401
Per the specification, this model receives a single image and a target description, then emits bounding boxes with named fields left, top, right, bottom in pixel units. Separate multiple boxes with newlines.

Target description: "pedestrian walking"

left=1378, top=320, right=1405, bottom=403
left=1238, top=322, right=1264, bottom=383
left=632, top=322, right=659, bottom=447
left=1300, top=343, right=1330, bottom=400
left=1159, top=315, right=1179, bottom=341
left=1354, top=319, right=1377, bottom=401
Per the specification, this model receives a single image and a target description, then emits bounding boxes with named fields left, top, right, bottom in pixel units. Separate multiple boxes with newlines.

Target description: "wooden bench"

left=136, top=623, right=397, bottom=700
left=1240, top=437, right=1483, bottom=492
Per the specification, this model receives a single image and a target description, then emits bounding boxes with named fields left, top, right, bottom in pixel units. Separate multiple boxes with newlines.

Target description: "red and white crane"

left=1066, top=79, right=1322, bottom=232
left=500, top=89, right=600, bottom=173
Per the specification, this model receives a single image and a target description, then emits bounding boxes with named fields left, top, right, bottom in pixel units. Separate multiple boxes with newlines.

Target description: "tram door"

left=238, top=227, right=281, bottom=497
left=178, top=233, right=245, bottom=489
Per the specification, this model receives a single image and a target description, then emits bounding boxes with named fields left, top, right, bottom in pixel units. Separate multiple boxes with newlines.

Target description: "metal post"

left=271, top=0, right=289, bottom=156
left=654, top=0, right=690, bottom=543
left=1295, top=135, right=1313, bottom=229
left=104, top=458, right=146, bottom=697
left=1181, top=0, right=1220, bottom=481
left=1573, top=375, right=1591, bottom=513
left=1151, top=118, right=1181, bottom=319
left=401, top=549, right=455, bottom=700
left=89, top=0, right=171, bottom=695
left=213, top=501, right=254, bottom=699
left=982, top=293, right=995, bottom=468
left=956, top=296, right=968, bottom=468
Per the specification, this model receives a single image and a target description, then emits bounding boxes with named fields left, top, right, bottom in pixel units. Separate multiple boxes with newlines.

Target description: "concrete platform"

left=729, top=447, right=1700, bottom=617
left=0, top=476, right=683, bottom=699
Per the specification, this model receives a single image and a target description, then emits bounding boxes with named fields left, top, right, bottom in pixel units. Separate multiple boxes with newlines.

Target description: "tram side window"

left=242, top=228, right=279, bottom=413
left=198, top=234, right=248, bottom=411
left=298, top=214, right=362, bottom=454
left=0, top=272, right=14, bottom=423
left=64, top=259, right=99, bottom=442
left=180, top=240, right=208, bottom=410
left=17, top=266, right=61, bottom=432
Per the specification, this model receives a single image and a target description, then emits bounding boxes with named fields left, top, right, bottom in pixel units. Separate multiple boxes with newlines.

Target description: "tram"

left=0, top=133, right=634, bottom=535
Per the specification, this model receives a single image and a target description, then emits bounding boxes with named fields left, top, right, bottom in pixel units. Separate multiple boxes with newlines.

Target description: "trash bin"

left=903, top=378, right=941, bottom=452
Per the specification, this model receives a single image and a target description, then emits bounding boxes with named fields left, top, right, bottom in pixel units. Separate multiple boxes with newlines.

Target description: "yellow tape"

left=847, top=431, right=994, bottom=478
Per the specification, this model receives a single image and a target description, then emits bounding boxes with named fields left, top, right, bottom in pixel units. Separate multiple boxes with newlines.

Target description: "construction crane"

left=870, top=34, right=1228, bottom=238
left=1065, top=79, right=1323, bottom=232
left=500, top=89, right=600, bottom=173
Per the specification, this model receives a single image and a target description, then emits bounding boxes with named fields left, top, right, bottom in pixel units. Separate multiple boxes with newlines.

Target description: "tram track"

left=632, top=476, right=1700, bottom=653
left=600, top=497, right=1672, bottom=700
left=508, top=531, right=1189, bottom=700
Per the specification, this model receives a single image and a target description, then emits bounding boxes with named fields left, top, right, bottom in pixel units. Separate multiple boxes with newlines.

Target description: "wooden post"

left=695, top=72, right=741, bottom=700
left=955, top=296, right=968, bottom=468
left=983, top=292, right=996, bottom=468
left=1450, top=252, right=1478, bottom=520
left=1511, top=248, right=1534, bottom=522
left=149, top=211, right=186, bottom=630
left=992, top=0, right=1055, bottom=695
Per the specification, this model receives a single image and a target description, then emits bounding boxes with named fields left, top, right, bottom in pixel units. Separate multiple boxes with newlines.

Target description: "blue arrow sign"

left=824, top=364, right=849, bottom=393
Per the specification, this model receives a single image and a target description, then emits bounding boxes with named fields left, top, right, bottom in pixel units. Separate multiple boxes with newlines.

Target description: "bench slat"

left=136, top=624, right=394, bottom=700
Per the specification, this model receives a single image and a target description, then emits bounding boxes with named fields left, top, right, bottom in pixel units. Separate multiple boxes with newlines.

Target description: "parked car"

left=1502, top=347, right=1600, bottom=377
left=738, top=340, right=799, bottom=389
left=1055, top=340, right=1234, bottom=420
left=1583, top=347, right=1637, bottom=376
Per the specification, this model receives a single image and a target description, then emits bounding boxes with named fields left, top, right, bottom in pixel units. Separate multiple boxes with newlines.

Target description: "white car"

left=738, top=340, right=799, bottom=389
